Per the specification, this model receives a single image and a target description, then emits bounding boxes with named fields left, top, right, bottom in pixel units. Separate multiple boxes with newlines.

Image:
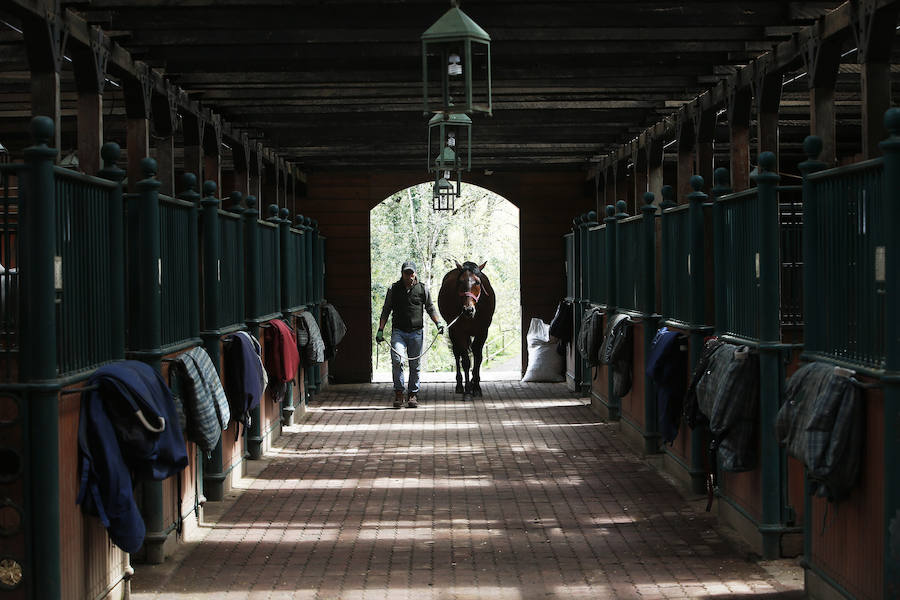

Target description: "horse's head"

left=456, top=260, right=488, bottom=319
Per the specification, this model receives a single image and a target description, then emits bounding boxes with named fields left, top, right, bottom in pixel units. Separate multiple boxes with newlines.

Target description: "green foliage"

left=371, top=183, right=521, bottom=373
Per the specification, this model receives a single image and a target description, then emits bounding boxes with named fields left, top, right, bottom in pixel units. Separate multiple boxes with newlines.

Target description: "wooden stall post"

left=199, top=180, right=226, bottom=501
left=20, top=116, right=61, bottom=597
left=687, top=176, right=711, bottom=495
left=879, top=107, right=900, bottom=595
left=603, top=204, right=619, bottom=420
left=752, top=151, right=783, bottom=559
left=641, top=192, right=660, bottom=454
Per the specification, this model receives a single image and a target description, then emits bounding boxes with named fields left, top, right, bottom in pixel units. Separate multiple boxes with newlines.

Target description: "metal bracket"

left=255, top=142, right=265, bottom=178
left=165, top=84, right=180, bottom=134
left=89, top=26, right=110, bottom=92
left=241, top=133, right=251, bottom=171
left=44, top=5, right=69, bottom=73
left=210, top=113, right=223, bottom=150
left=850, top=0, right=877, bottom=63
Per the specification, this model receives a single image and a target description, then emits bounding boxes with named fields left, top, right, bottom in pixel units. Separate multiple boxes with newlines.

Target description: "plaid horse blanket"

left=695, top=342, right=759, bottom=472
left=171, top=346, right=230, bottom=454
left=776, top=361, right=863, bottom=501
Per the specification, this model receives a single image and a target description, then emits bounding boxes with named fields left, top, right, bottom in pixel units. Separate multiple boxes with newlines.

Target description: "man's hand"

left=435, top=322, right=445, bottom=335
left=375, top=329, right=384, bottom=343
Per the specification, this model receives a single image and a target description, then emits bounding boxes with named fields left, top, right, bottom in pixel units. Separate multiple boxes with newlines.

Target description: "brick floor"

left=131, top=382, right=805, bottom=599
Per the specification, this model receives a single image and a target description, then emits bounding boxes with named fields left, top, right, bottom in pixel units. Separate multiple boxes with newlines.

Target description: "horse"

left=438, top=261, right=496, bottom=400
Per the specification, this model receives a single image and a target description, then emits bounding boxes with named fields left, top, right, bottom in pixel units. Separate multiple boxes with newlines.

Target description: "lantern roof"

left=421, top=7, right=490, bottom=44
left=436, top=146, right=457, bottom=166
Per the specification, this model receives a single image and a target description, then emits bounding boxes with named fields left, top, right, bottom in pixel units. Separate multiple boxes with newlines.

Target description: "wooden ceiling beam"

left=2, top=0, right=303, bottom=178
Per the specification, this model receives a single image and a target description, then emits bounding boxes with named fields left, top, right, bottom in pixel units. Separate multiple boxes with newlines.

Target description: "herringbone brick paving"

left=132, top=382, right=804, bottom=599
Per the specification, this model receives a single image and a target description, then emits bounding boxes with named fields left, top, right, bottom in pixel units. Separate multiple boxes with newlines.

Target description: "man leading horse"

left=376, top=260, right=444, bottom=408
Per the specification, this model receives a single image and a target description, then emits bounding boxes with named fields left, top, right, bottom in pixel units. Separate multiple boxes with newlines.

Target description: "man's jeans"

left=391, top=328, right=424, bottom=394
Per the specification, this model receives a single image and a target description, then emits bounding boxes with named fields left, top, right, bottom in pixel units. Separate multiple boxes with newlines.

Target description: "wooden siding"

left=810, top=385, right=884, bottom=600
left=619, top=321, right=646, bottom=430
left=254, top=323, right=283, bottom=453
left=59, top=387, right=129, bottom=600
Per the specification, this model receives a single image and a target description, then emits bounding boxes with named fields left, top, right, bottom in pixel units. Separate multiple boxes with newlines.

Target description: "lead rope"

left=382, top=311, right=464, bottom=363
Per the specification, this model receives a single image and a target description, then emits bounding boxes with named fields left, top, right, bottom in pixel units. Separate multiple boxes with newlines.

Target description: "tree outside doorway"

left=370, top=182, right=521, bottom=379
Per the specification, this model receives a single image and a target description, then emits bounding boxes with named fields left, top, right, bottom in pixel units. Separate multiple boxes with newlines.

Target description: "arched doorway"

left=370, top=182, right=521, bottom=383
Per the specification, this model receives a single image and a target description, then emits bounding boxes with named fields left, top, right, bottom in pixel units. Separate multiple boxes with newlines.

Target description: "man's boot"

left=406, top=393, right=418, bottom=408
left=393, top=390, right=404, bottom=408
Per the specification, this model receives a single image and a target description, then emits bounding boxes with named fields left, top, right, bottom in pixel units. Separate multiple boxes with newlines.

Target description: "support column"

left=123, top=66, right=153, bottom=193
left=20, top=116, right=61, bottom=598
left=233, top=134, right=251, bottom=196
left=199, top=180, right=226, bottom=501
left=203, top=115, right=223, bottom=191
left=634, top=145, right=648, bottom=207
left=603, top=204, right=619, bottom=420
left=711, top=168, right=732, bottom=336
left=244, top=195, right=263, bottom=459
left=22, top=16, right=65, bottom=151
left=727, top=85, right=752, bottom=191
left=677, top=114, right=696, bottom=201
left=694, top=105, right=716, bottom=192
left=648, top=137, right=664, bottom=199
left=687, top=177, right=711, bottom=495
left=182, top=112, right=205, bottom=185
left=752, top=152, right=783, bottom=559
left=152, top=85, right=179, bottom=196
left=252, top=143, right=265, bottom=202
left=71, top=33, right=110, bottom=175
left=641, top=192, right=660, bottom=454
left=275, top=159, right=283, bottom=207
left=290, top=166, right=298, bottom=216
left=754, top=65, right=783, bottom=162
left=156, top=136, right=176, bottom=196
left=804, top=37, right=841, bottom=166
left=263, top=161, right=278, bottom=205
left=604, top=163, right=616, bottom=208
left=879, top=107, right=900, bottom=598
left=129, top=159, right=168, bottom=563
left=855, top=2, right=900, bottom=159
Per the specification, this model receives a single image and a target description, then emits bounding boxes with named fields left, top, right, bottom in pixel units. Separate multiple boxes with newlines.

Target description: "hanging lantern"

left=421, top=4, right=492, bottom=115
left=434, top=144, right=459, bottom=173
left=428, top=112, right=471, bottom=172
left=432, top=169, right=460, bottom=211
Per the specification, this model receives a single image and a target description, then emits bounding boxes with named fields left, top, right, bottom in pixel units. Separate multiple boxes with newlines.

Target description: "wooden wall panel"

left=619, top=321, right=646, bottom=429
left=215, top=336, right=244, bottom=491
left=59, top=387, right=129, bottom=600
left=721, top=463, right=763, bottom=522
left=254, top=323, right=283, bottom=452
left=59, top=390, right=86, bottom=600
left=810, top=386, right=884, bottom=600
left=160, top=350, right=202, bottom=558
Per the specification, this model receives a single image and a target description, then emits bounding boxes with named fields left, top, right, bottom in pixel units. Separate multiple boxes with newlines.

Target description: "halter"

left=457, top=270, right=488, bottom=304
left=459, top=289, right=481, bottom=303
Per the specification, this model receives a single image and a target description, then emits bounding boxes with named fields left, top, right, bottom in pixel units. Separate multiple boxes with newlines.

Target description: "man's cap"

left=401, top=261, right=417, bottom=273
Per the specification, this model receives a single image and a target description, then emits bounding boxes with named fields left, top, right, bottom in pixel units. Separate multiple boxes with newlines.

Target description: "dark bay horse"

left=438, top=261, right=496, bottom=400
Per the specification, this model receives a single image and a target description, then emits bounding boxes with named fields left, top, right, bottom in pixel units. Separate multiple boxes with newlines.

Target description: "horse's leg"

left=471, top=332, right=488, bottom=397
left=460, top=345, right=472, bottom=398
left=451, top=331, right=465, bottom=394
left=454, top=351, right=464, bottom=394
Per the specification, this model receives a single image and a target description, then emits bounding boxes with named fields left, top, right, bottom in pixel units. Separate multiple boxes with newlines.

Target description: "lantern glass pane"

left=423, top=39, right=491, bottom=115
